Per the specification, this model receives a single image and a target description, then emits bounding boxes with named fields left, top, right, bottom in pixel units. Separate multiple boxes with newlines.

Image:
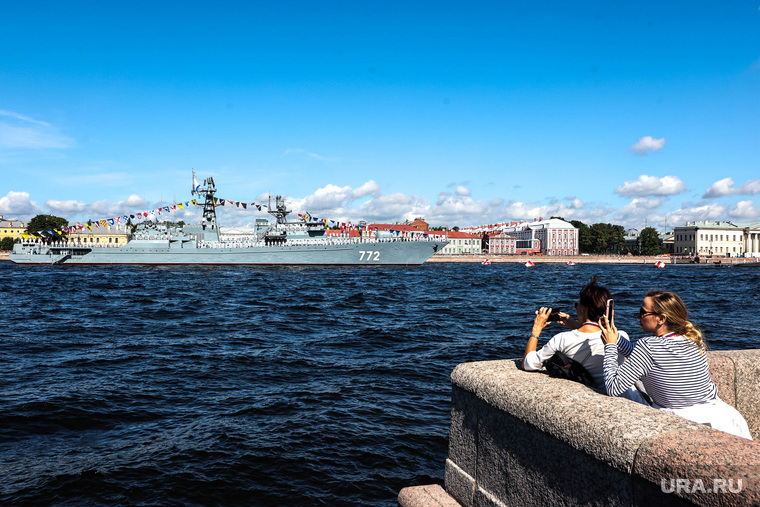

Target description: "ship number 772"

left=359, top=250, right=380, bottom=261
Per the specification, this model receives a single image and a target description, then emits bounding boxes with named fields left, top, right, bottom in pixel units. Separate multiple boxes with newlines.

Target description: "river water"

left=1, top=261, right=758, bottom=506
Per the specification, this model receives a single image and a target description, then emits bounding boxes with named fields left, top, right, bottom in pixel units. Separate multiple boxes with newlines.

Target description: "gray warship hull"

left=10, top=239, right=445, bottom=266
left=10, top=175, right=448, bottom=266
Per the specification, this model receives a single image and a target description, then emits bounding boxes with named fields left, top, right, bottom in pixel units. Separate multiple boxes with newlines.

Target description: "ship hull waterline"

left=10, top=241, right=447, bottom=266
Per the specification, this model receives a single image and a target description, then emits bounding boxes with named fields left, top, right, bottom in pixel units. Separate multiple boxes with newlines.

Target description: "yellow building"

left=67, top=224, right=130, bottom=246
left=0, top=216, right=26, bottom=241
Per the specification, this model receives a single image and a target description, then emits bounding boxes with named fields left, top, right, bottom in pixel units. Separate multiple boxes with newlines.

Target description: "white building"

left=673, top=221, right=760, bottom=257
left=461, top=218, right=578, bottom=256
left=624, top=228, right=639, bottom=253
left=437, top=231, right=482, bottom=255
left=501, top=218, right=579, bottom=256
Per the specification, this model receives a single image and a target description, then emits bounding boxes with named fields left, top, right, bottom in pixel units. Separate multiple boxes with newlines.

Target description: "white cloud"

left=629, top=136, right=665, bottom=156
left=45, top=199, right=90, bottom=216
left=703, top=177, right=760, bottom=198
left=615, top=175, right=685, bottom=197
left=613, top=198, right=668, bottom=227
left=297, top=181, right=382, bottom=212
left=666, top=203, right=728, bottom=225
left=729, top=200, right=759, bottom=219
left=0, top=191, right=44, bottom=219
left=6, top=178, right=758, bottom=235
left=0, top=110, right=74, bottom=149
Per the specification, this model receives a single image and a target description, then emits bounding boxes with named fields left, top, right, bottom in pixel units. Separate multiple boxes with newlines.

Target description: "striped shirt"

left=603, top=334, right=717, bottom=409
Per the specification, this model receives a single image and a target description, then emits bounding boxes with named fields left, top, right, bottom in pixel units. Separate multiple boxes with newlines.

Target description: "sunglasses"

left=637, top=308, right=658, bottom=319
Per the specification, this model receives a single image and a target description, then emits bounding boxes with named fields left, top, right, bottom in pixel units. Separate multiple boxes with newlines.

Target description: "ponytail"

left=646, top=290, right=707, bottom=354
left=681, top=321, right=706, bottom=354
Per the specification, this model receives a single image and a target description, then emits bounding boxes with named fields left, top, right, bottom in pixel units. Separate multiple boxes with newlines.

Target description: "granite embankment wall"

left=399, top=350, right=760, bottom=507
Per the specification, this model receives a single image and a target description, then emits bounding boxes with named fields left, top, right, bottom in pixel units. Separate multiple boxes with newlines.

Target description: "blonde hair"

left=647, top=290, right=706, bottom=353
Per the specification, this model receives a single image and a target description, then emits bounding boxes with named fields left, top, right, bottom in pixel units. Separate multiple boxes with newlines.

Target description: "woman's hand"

left=523, top=307, right=553, bottom=368
left=532, top=307, right=553, bottom=336
left=556, top=312, right=580, bottom=329
left=600, top=314, right=618, bottom=344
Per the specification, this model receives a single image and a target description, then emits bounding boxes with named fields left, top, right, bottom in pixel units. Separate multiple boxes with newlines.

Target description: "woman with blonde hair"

left=600, top=289, right=752, bottom=439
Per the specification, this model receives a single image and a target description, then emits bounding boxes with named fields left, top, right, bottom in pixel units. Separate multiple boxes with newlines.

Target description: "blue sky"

left=2, top=1, right=759, bottom=230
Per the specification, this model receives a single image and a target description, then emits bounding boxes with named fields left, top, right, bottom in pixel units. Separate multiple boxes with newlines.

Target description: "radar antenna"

left=267, top=195, right=291, bottom=225
left=192, top=174, right=220, bottom=242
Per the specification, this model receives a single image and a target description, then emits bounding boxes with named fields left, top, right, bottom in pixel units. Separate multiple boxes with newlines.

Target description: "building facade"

left=0, top=216, right=25, bottom=242
left=66, top=224, right=130, bottom=246
left=673, top=221, right=754, bottom=257
left=501, top=218, right=579, bottom=256
left=624, top=228, right=639, bottom=253
left=438, top=231, right=481, bottom=255
left=461, top=218, right=578, bottom=256
left=487, top=232, right=516, bottom=255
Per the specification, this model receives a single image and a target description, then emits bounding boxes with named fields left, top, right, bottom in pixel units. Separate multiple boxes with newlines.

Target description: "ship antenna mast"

left=192, top=173, right=220, bottom=242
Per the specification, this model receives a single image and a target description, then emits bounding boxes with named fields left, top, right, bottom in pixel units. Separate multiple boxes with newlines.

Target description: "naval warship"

left=10, top=176, right=448, bottom=266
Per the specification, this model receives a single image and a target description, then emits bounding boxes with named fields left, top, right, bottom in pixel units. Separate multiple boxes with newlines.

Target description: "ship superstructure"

left=10, top=176, right=447, bottom=266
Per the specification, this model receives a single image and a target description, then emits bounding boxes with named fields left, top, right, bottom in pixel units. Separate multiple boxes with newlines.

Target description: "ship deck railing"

left=198, top=236, right=443, bottom=249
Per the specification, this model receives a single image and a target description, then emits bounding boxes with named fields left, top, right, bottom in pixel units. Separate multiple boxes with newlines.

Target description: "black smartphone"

left=605, top=299, right=614, bottom=321
left=547, top=309, right=561, bottom=321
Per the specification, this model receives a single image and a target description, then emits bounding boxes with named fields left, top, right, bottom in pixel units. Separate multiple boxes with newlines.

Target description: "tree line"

left=563, top=219, right=662, bottom=255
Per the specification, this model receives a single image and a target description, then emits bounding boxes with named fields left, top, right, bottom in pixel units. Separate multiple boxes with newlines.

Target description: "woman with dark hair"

left=600, top=289, right=752, bottom=439
left=522, top=276, right=645, bottom=404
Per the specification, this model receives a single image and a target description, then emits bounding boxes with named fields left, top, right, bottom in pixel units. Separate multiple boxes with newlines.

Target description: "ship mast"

left=192, top=172, right=219, bottom=242
left=267, top=195, right=291, bottom=225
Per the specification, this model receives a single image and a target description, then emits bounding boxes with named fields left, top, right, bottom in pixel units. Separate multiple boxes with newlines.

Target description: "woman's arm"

left=556, top=312, right=581, bottom=330
left=602, top=340, right=653, bottom=396
left=616, top=333, right=634, bottom=357
left=522, top=307, right=553, bottom=370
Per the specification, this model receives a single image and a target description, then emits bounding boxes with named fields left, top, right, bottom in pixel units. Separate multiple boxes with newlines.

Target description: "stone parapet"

left=400, top=350, right=760, bottom=506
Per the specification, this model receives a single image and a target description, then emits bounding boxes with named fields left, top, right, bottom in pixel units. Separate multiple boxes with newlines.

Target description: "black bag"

left=543, top=350, right=596, bottom=388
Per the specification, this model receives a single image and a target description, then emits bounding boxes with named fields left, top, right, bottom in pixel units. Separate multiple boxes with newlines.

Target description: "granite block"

left=444, top=459, right=475, bottom=507
left=632, top=430, right=760, bottom=506
left=398, top=484, right=462, bottom=507
left=440, top=352, right=760, bottom=506
left=713, top=349, right=760, bottom=440
left=448, top=385, right=479, bottom=480
left=474, top=397, right=634, bottom=507
left=706, top=352, right=737, bottom=408
left=451, top=359, right=709, bottom=474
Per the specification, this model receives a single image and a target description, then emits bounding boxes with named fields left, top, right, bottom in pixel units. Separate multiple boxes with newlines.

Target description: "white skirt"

left=654, top=397, right=753, bottom=440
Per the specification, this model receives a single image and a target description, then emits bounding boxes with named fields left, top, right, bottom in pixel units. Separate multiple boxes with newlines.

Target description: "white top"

left=524, top=329, right=630, bottom=392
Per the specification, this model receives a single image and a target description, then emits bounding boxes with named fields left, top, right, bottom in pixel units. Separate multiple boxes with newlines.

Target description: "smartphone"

left=605, top=299, right=614, bottom=321
left=547, top=309, right=561, bottom=321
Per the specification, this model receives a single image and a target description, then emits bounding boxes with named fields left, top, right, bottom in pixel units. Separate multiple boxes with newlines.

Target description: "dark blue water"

left=2, top=261, right=758, bottom=506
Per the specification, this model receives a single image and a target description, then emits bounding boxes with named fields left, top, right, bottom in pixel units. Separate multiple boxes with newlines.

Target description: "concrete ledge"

left=402, top=350, right=760, bottom=506
left=398, top=484, right=461, bottom=507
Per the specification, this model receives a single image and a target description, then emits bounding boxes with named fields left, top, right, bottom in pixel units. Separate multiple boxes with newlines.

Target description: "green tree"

left=570, top=220, right=592, bottom=253
left=27, top=214, right=69, bottom=243
left=587, top=223, right=625, bottom=254
left=639, top=227, right=662, bottom=255
left=611, top=225, right=625, bottom=253
left=0, top=237, right=16, bottom=251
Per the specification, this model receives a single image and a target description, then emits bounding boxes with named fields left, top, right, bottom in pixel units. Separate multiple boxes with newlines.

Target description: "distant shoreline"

left=427, top=254, right=760, bottom=265
left=3, top=251, right=758, bottom=266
